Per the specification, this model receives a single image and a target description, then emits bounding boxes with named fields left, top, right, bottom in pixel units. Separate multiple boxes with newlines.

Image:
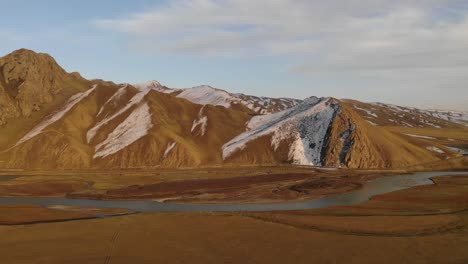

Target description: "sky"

left=0, top=0, right=467, bottom=110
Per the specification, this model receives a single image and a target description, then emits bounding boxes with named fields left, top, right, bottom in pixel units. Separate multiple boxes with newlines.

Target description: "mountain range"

left=0, top=49, right=467, bottom=169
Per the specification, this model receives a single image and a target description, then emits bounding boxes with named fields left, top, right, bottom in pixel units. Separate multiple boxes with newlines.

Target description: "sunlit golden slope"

left=332, top=102, right=446, bottom=168
left=0, top=49, right=91, bottom=149
left=91, top=89, right=251, bottom=168
left=0, top=49, right=466, bottom=169
left=221, top=98, right=461, bottom=168
left=0, top=79, right=250, bottom=168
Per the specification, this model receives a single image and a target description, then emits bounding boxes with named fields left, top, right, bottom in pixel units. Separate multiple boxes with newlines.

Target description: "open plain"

left=0, top=163, right=467, bottom=264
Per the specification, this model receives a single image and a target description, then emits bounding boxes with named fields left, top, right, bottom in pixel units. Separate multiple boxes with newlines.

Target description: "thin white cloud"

left=94, top=0, right=468, bottom=68
left=293, top=6, right=468, bottom=72
left=93, top=0, right=468, bottom=110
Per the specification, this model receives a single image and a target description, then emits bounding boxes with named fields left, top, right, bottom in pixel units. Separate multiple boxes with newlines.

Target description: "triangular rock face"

left=222, top=97, right=339, bottom=165
left=0, top=49, right=463, bottom=169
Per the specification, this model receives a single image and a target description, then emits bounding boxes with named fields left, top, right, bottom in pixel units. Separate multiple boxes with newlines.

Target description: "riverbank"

left=0, top=166, right=406, bottom=203
left=0, top=204, right=134, bottom=225
left=0, top=174, right=467, bottom=264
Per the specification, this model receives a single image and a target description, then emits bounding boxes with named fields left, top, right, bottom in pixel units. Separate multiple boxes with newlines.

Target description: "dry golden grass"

left=0, top=204, right=95, bottom=225
left=339, top=101, right=463, bottom=168
left=406, top=156, right=468, bottom=171
left=0, top=77, right=91, bottom=150
left=0, top=210, right=467, bottom=263
left=387, top=126, right=468, bottom=141
left=0, top=167, right=404, bottom=202
left=0, top=204, right=133, bottom=225
left=244, top=213, right=462, bottom=236
left=0, top=174, right=468, bottom=263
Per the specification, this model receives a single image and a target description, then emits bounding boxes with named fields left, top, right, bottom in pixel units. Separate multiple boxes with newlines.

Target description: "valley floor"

left=0, top=166, right=413, bottom=203
left=0, top=163, right=467, bottom=263
left=0, top=174, right=467, bottom=263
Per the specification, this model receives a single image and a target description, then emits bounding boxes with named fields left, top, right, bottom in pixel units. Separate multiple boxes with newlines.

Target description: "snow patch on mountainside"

left=134, top=80, right=161, bottom=90
left=191, top=106, right=208, bottom=136
left=422, top=109, right=468, bottom=125
left=402, top=121, right=414, bottom=127
left=247, top=110, right=288, bottom=131
left=404, top=134, right=435, bottom=140
left=87, top=90, right=149, bottom=143
left=370, top=102, right=467, bottom=127
left=15, top=85, right=97, bottom=146
left=134, top=80, right=179, bottom=94
left=94, top=103, right=153, bottom=158
left=222, top=97, right=339, bottom=166
left=426, top=122, right=441, bottom=128
left=136, top=81, right=300, bottom=114
left=288, top=134, right=312, bottom=165
left=177, top=85, right=234, bottom=108
left=163, top=141, right=177, bottom=159
left=287, top=101, right=338, bottom=165
left=354, top=105, right=378, bottom=118
left=234, top=93, right=301, bottom=114
left=97, top=85, right=128, bottom=117
left=426, top=146, right=444, bottom=153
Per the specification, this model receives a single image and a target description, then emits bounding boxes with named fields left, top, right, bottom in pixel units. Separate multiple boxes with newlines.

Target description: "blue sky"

left=1, top=0, right=467, bottom=110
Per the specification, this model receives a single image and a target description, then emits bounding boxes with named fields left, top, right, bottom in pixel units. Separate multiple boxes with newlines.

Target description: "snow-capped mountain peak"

left=134, top=81, right=302, bottom=114
left=177, top=85, right=236, bottom=108
left=134, top=80, right=177, bottom=94
left=177, top=84, right=302, bottom=114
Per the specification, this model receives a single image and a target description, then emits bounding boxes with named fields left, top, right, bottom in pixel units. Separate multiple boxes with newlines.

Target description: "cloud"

left=94, top=0, right=468, bottom=68
left=293, top=6, right=468, bottom=72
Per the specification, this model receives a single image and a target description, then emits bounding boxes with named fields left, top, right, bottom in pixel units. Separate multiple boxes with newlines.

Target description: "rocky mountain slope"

left=344, top=100, right=468, bottom=128
left=135, top=81, right=301, bottom=114
left=0, top=49, right=466, bottom=169
left=0, top=49, right=72, bottom=125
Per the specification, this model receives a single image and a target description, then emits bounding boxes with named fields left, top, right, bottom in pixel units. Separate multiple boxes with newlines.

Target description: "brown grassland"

left=0, top=172, right=466, bottom=263
left=0, top=161, right=467, bottom=263
left=0, top=166, right=406, bottom=203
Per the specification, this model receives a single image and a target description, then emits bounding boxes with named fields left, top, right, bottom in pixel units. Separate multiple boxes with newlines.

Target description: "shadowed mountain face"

left=0, top=49, right=64, bottom=124
left=0, top=49, right=466, bottom=169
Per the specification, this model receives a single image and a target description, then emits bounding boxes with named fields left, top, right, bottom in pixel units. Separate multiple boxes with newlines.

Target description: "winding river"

left=0, top=171, right=466, bottom=212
